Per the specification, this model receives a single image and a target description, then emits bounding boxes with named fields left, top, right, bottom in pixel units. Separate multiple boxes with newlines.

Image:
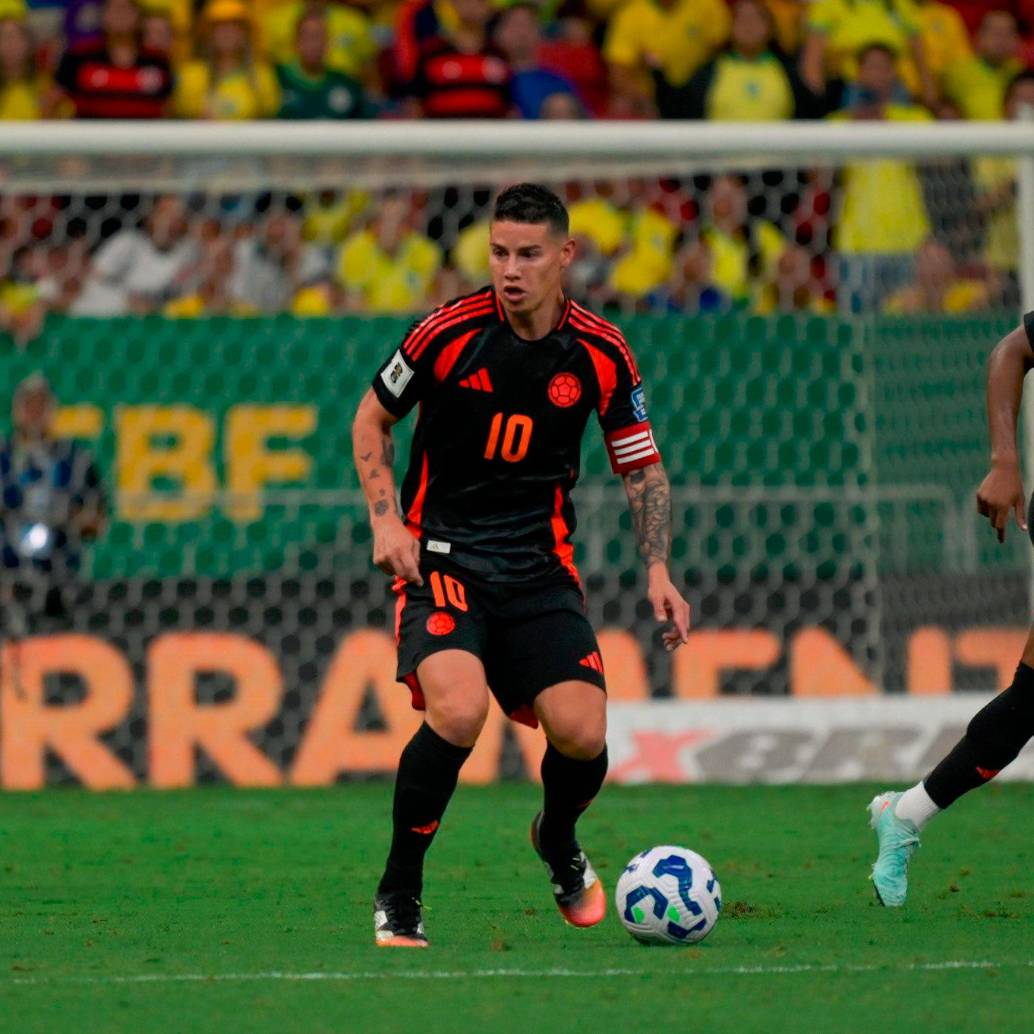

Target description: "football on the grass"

left=616, top=845, right=722, bottom=945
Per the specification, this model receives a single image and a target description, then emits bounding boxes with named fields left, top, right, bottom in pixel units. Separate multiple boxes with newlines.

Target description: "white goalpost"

left=2, top=120, right=1034, bottom=786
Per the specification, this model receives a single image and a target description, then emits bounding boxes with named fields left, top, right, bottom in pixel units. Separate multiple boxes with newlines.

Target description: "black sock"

left=538, top=743, right=608, bottom=866
left=925, top=662, right=1034, bottom=809
left=377, top=723, right=471, bottom=898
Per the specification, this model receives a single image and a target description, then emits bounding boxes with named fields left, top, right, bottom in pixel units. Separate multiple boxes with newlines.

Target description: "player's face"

left=489, top=220, right=574, bottom=315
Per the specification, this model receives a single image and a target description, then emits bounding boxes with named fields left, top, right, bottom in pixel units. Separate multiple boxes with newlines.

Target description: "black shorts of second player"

left=394, top=561, right=607, bottom=727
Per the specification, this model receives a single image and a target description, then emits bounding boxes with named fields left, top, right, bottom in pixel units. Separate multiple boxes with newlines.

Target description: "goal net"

left=0, top=122, right=1032, bottom=788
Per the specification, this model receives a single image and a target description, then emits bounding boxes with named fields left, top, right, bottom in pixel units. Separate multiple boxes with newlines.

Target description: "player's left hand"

left=976, top=460, right=1027, bottom=543
left=646, top=564, right=691, bottom=651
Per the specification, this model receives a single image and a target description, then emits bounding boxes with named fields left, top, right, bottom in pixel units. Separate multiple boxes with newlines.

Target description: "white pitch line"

left=6, top=959, right=1032, bottom=988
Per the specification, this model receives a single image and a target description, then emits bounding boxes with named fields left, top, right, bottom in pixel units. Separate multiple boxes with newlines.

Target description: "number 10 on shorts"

left=430, top=571, right=468, bottom=611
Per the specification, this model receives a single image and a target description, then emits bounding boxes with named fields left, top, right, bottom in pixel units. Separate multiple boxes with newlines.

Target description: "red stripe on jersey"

left=569, top=311, right=639, bottom=381
left=478, top=368, right=493, bottom=391
left=569, top=307, right=640, bottom=381
left=605, top=420, right=661, bottom=473
left=404, top=297, right=494, bottom=360
left=433, top=328, right=478, bottom=381
left=550, top=484, right=580, bottom=586
left=401, top=290, right=492, bottom=359
left=404, top=296, right=492, bottom=360
left=569, top=312, right=636, bottom=376
left=576, top=338, right=618, bottom=416
left=569, top=301, right=625, bottom=343
left=405, top=451, right=430, bottom=536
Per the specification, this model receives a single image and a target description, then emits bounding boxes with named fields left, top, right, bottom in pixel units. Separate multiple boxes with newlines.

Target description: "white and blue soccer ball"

left=616, top=845, right=722, bottom=945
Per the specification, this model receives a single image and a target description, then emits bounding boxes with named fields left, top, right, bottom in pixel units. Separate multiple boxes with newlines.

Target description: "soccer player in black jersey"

left=870, top=312, right=1034, bottom=907
left=353, top=184, right=691, bottom=947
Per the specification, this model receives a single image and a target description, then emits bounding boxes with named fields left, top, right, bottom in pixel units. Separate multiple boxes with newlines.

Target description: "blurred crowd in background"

left=1, top=0, right=1034, bottom=336
left=2, top=0, right=1034, bottom=122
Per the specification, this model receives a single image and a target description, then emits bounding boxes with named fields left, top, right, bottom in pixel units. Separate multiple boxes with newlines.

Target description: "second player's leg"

left=921, top=626, right=1034, bottom=810
left=871, top=621, right=1034, bottom=907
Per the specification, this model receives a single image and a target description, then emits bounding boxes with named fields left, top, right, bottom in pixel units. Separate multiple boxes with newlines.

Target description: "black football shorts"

left=393, top=558, right=606, bottom=728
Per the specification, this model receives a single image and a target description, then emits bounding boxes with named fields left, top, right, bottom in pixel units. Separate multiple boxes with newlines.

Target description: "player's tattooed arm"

left=623, top=463, right=671, bottom=567
left=364, top=438, right=396, bottom=517
left=352, top=389, right=422, bottom=584
left=622, top=463, right=690, bottom=651
left=354, top=409, right=399, bottom=519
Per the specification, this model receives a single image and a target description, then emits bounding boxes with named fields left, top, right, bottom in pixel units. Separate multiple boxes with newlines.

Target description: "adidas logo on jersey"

left=459, top=369, right=494, bottom=392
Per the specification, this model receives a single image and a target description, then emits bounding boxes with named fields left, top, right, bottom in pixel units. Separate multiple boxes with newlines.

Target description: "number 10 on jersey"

left=484, top=412, right=533, bottom=463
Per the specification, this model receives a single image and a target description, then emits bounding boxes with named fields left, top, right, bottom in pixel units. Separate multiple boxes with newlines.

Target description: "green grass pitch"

left=3, top=784, right=1034, bottom=1033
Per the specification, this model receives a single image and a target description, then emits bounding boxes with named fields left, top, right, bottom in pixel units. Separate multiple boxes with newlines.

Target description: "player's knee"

left=426, top=690, right=489, bottom=748
left=549, top=724, right=607, bottom=761
left=966, top=666, right=1034, bottom=766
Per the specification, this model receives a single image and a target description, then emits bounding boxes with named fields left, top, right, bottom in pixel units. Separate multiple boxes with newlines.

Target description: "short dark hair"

left=493, top=183, right=569, bottom=236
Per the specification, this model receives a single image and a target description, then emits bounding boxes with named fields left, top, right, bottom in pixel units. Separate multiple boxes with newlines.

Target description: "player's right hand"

left=976, top=461, right=1027, bottom=543
left=372, top=515, right=423, bottom=584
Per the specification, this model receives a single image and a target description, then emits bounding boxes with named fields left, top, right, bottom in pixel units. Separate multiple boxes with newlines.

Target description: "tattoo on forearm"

left=626, top=467, right=671, bottom=567
left=355, top=420, right=400, bottom=519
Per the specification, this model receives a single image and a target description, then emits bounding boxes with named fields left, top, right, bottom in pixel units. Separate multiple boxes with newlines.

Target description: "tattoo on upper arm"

left=625, top=466, right=671, bottom=567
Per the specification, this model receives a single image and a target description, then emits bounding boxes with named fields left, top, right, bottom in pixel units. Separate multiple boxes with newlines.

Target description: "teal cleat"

left=868, top=792, right=920, bottom=908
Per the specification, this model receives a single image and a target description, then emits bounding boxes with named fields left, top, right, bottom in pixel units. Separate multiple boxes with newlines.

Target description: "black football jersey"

left=1026, top=311, right=1034, bottom=349
left=371, top=286, right=662, bottom=584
